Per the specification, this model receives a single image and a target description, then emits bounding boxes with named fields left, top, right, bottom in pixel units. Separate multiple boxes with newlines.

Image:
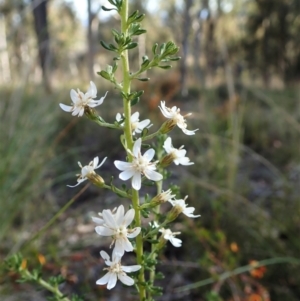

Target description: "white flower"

left=68, top=156, right=107, bottom=188
left=168, top=196, right=200, bottom=218
left=96, top=250, right=141, bottom=290
left=159, top=101, right=198, bottom=135
left=114, top=138, right=163, bottom=190
left=116, top=112, right=152, bottom=135
left=157, top=189, right=176, bottom=202
left=60, top=81, right=107, bottom=117
left=95, top=205, right=141, bottom=256
left=159, top=228, right=182, bottom=247
left=163, top=137, right=194, bottom=166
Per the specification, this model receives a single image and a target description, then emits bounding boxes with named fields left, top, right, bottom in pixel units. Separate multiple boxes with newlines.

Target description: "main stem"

left=120, top=2, right=146, bottom=300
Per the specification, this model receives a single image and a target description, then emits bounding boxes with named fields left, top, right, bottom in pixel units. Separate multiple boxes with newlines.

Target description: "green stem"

left=103, top=184, right=131, bottom=199
left=120, top=2, right=146, bottom=300
left=142, top=130, right=161, bottom=141
left=23, top=270, right=70, bottom=301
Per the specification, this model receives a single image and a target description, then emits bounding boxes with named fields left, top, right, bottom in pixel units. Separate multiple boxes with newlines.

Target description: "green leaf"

left=135, top=14, right=145, bottom=23
left=169, top=56, right=181, bottom=61
left=125, top=42, right=138, bottom=50
left=158, top=65, right=172, bottom=69
left=152, top=43, right=158, bottom=54
left=112, top=62, right=118, bottom=73
left=130, top=97, right=140, bottom=106
left=98, top=70, right=111, bottom=80
left=159, top=43, right=166, bottom=54
left=141, top=59, right=150, bottom=68
left=134, top=29, right=147, bottom=35
left=127, top=10, right=139, bottom=24
left=100, top=40, right=112, bottom=51
left=135, top=90, right=144, bottom=98
left=101, top=6, right=116, bottom=11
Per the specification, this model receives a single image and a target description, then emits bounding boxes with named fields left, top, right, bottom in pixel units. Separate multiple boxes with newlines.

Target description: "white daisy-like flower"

left=159, top=228, right=182, bottom=247
left=96, top=250, right=141, bottom=290
left=59, top=81, right=107, bottom=117
left=116, top=112, right=152, bottom=135
left=159, top=101, right=198, bottom=135
left=95, top=205, right=141, bottom=256
left=114, top=138, right=163, bottom=191
left=146, top=189, right=176, bottom=208
left=68, top=156, right=107, bottom=188
left=156, top=189, right=176, bottom=202
left=168, top=196, right=200, bottom=218
left=163, top=137, right=194, bottom=166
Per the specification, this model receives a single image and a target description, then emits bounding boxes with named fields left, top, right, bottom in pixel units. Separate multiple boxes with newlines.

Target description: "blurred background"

left=1, top=0, right=300, bottom=300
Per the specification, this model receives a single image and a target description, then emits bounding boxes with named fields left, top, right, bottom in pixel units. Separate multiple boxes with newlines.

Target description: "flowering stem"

left=120, top=1, right=146, bottom=300
left=142, top=129, right=161, bottom=141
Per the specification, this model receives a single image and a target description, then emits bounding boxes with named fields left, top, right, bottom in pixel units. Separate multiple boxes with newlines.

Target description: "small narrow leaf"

left=131, top=97, right=140, bottom=106
left=158, top=65, right=172, bottom=69
left=100, top=40, right=112, bottom=51
left=98, top=70, right=111, bottom=80
left=101, top=6, right=116, bottom=11
left=152, top=43, right=158, bottom=54
left=126, top=42, right=138, bottom=50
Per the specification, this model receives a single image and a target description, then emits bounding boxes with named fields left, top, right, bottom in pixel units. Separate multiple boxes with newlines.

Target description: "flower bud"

left=160, top=154, right=174, bottom=168
left=84, top=106, right=99, bottom=121
left=87, top=173, right=105, bottom=187
left=159, top=119, right=176, bottom=134
left=156, top=234, right=168, bottom=250
left=166, top=204, right=183, bottom=223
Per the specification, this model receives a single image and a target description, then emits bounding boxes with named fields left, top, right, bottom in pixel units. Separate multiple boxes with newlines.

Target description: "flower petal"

left=123, top=208, right=135, bottom=227
left=114, top=160, right=132, bottom=171
left=100, top=250, right=110, bottom=262
left=96, top=156, right=107, bottom=169
left=122, top=237, right=134, bottom=252
left=92, top=217, right=104, bottom=225
left=59, top=103, right=73, bottom=112
left=67, top=178, right=86, bottom=188
left=114, top=205, right=125, bottom=226
left=93, top=156, right=99, bottom=168
left=131, top=173, right=141, bottom=190
left=170, top=237, right=182, bottom=247
left=131, top=111, right=139, bottom=122
left=102, top=210, right=118, bottom=229
left=96, top=272, right=110, bottom=285
left=70, top=89, right=78, bottom=103
left=119, top=169, right=136, bottom=180
left=95, top=226, right=115, bottom=236
left=89, top=81, right=97, bottom=98
left=181, top=128, right=198, bottom=135
left=133, top=138, right=142, bottom=157
left=118, top=273, right=134, bottom=286
left=163, top=137, right=173, bottom=153
left=144, top=169, right=163, bottom=181
left=122, top=265, right=141, bottom=273
left=127, top=227, right=141, bottom=238
left=107, top=272, right=118, bottom=290
left=143, top=148, right=155, bottom=161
